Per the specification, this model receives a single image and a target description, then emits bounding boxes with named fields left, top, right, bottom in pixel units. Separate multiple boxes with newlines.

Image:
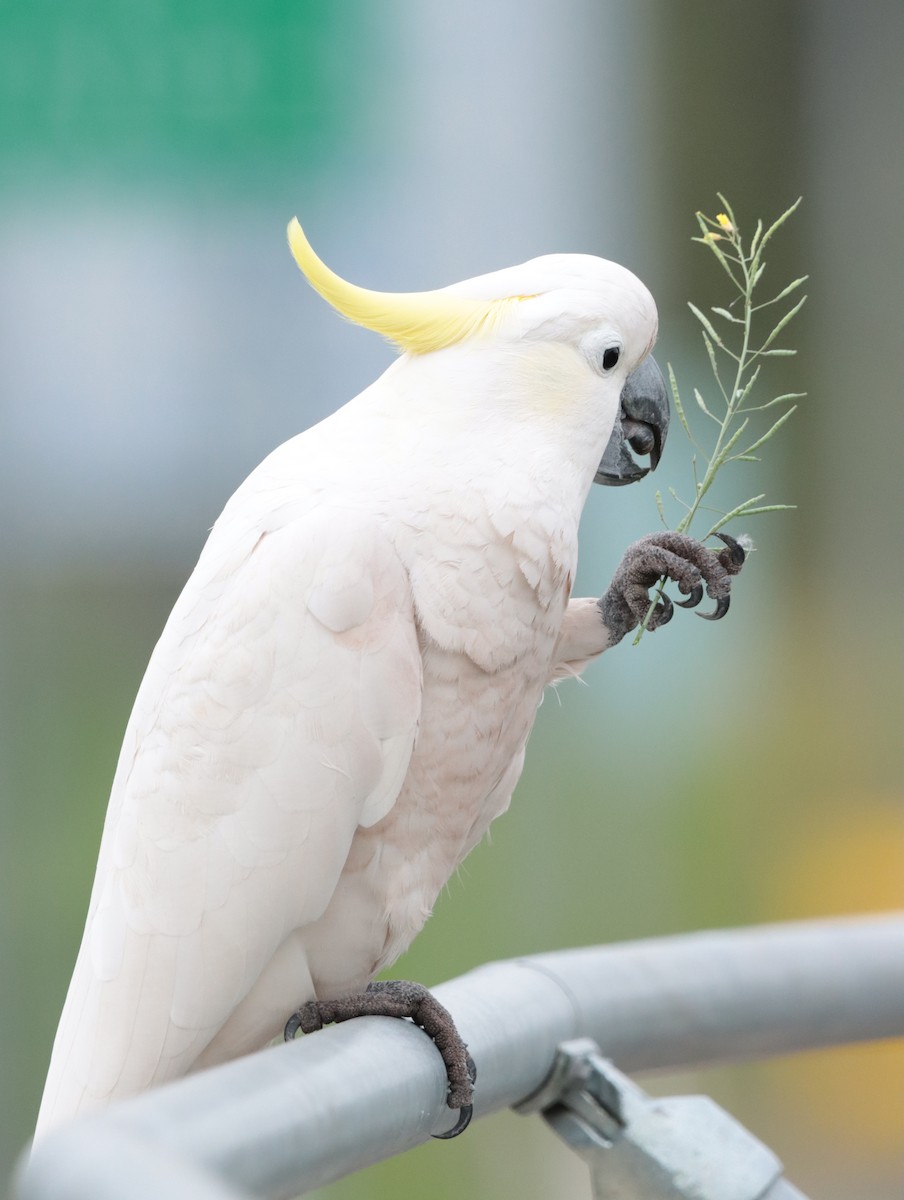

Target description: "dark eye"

left=601, top=346, right=620, bottom=371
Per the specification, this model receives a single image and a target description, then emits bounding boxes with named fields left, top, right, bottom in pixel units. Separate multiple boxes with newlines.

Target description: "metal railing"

left=15, top=913, right=904, bottom=1199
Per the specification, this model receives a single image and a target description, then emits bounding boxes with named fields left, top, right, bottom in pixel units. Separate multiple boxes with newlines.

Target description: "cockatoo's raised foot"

left=599, top=530, right=747, bottom=642
left=284, top=980, right=476, bottom=1137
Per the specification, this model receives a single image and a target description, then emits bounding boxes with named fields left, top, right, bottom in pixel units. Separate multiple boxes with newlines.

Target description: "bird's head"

left=287, top=219, right=668, bottom=487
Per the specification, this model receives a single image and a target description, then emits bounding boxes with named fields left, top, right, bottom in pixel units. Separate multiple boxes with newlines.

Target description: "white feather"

left=36, top=248, right=658, bottom=1137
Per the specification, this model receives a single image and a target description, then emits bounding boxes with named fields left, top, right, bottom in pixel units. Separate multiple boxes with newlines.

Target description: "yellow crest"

left=287, top=218, right=526, bottom=355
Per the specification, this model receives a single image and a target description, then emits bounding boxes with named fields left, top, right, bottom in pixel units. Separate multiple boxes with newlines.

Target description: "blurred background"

left=1, top=1, right=902, bottom=1195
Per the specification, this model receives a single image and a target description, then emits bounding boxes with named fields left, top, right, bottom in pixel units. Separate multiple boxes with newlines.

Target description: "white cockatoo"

left=35, top=221, right=744, bottom=1140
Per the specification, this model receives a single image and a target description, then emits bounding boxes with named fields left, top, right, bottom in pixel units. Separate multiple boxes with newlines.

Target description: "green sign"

left=0, top=1, right=384, bottom=191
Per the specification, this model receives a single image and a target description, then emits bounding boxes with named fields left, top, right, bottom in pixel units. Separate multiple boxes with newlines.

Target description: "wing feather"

left=36, top=505, right=422, bottom=1135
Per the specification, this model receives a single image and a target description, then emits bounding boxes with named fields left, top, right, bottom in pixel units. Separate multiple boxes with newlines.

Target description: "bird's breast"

left=302, top=625, right=557, bottom=997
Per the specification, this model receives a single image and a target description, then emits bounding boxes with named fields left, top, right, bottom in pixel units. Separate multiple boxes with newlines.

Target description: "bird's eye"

left=601, top=346, right=620, bottom=371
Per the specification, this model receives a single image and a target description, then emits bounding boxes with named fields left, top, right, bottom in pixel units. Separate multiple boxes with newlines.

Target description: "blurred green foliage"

left=0, top=1, right=384, bottom=192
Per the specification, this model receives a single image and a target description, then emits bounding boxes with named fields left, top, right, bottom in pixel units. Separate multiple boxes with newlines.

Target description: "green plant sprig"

left=633, top=194, right=806, bottom=645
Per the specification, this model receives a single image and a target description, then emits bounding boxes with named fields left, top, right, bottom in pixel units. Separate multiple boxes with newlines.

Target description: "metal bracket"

left=516, top=1038, right=809, bottom=1200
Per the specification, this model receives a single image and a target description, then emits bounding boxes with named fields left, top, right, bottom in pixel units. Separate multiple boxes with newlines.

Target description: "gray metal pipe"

left=15, top=914, right=904, bottom=1200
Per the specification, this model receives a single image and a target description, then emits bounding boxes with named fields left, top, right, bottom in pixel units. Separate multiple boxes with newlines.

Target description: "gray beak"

left=594, top=355, right=669, bottom=487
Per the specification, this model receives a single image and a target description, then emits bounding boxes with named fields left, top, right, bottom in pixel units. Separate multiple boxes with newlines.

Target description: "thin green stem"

left=632, top=198, right=804, bottom=646
left=676, top=225, right=753, bottom=534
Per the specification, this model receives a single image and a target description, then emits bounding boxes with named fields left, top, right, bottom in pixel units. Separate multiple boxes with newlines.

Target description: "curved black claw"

left=432, top=1050, right=476, bottom=1138
left=284, top=1000, right=323, bottom=1040
left=714, top=531, right=746, bottom=570
left=697, top=594, right=731, bottom=622
left=676, top=582, right=704, bottom=610
left=433, top=1103, right=473, bottom=1139
left=655, top=591, right=674, bottom=626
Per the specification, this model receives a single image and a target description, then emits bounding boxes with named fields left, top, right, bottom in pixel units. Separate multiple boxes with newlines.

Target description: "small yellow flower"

left=716, top=213, right=735, bottom=233
left=703, top=231, right=723, bottom=242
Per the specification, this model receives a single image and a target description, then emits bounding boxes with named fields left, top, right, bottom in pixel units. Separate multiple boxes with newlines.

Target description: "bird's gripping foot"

left=599, top=531, right=746, bottom=644
left=284, top=980, right=476, bottom=1138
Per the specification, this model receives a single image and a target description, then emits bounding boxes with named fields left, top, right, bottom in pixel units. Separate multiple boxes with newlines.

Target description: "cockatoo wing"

left=36, top=504, right=422, bottom=1133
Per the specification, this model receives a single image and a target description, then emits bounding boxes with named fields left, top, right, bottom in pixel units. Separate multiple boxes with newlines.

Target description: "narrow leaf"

left=705, top=505, right=796, bottom=537
left=749, top=218, right=765, bottom=262
left=743, top=391, right=806, bottom=413
left=736, top=504, right=796, bottom=515
left=756, top=196, right=803, bottom=259
left=712, top=306, right=744, bottom=324
left=757, top=347, right=797, bottom=357
left=702, top=328, right=738, bottom=373
left=655, top=489, right=667, bottom=527
left=694, top=387, right=720, bottom=423
left=688, top=302, right=725, bottom=346
left=711, top=418, right=750, bottom=470
left=732, top=364, right=762, bottom=411
left=759, top=293, right=808, bottom=352
left=701, top=331, right=720, bottom=383
left=754, top=276, right=809, bottom=311
left=707, top=493, right=767, bottom=526
left=667, top=363, right=692, bottom=439
left=739, top=405, right=798, bottom=456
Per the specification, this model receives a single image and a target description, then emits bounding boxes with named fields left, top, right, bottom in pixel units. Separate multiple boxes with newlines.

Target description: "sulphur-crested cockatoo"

left=35, top=221, right=744, bottom=1141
